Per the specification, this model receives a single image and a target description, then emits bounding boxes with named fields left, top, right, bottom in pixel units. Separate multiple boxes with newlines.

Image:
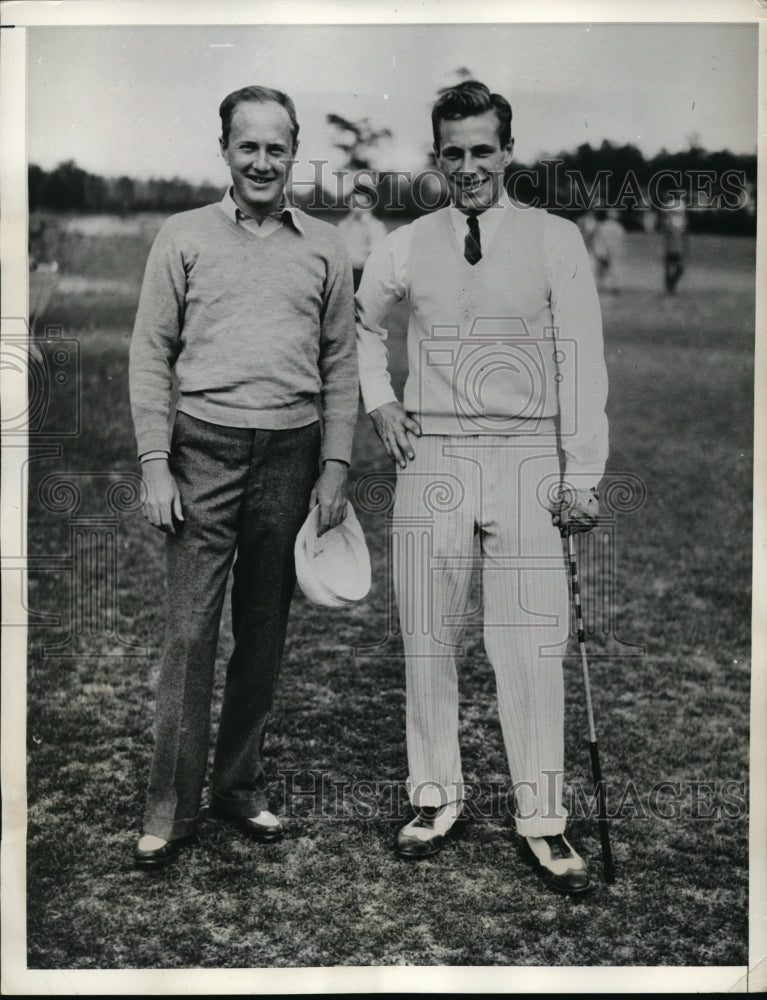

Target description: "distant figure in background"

left=592, top=208, right=625, bottom=294
left=28, top=217, right=61, bottom=339
left=660, top=193, right=689, bottom=294
left=338, top=188, right=388, bottom=290
left=577, top=209, right=599, bottom=275
left=28, top=260, right=59, bottom=339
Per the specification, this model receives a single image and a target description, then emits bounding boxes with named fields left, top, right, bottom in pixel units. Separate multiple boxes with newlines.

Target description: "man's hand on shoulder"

left=551, top=486, right=600, bottom=536
left=141, top=457, right=184, bottom=534
left=369, top=401, right=422, bottom=468
left=311, top=460, right=349, bottom=537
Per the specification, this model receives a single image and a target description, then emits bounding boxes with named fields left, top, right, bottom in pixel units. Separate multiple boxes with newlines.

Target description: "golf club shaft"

left=567, top=529, right=616, bottom=884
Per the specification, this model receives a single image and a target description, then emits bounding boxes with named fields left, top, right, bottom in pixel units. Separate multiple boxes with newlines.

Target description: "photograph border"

left=1, top=0, right=764, bottom=993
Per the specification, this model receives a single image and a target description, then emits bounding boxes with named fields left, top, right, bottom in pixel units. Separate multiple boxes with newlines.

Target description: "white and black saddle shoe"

left=395, top=801, right=465, bottom=859
left=210, top=807, right=284, bottom=843
left=523, top=834, right=593, bottom=895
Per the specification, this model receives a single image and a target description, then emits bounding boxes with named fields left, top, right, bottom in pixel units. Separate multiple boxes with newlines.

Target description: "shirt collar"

left=218, top=188, right=304, bottom=234
left=449, top=187, right=511, bottom=223
left=449, top=188, right=511, bottom=243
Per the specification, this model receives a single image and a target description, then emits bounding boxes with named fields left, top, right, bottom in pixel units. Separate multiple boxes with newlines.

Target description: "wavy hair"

left=219, top=86, right=299, bottom=150
left=432, top=80, right=512, bottom=151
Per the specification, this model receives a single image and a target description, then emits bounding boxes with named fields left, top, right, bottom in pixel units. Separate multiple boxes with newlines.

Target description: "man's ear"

left=432, top=142, right=441, bottom=160
left=283, top=141, right=299, bottom=176
left=503, top=137, right=515, bottom=168
left=219, top=136, right=229, bottom=163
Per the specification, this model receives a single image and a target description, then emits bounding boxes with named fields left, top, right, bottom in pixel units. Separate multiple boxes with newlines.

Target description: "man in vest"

left=130, top=86, right=358, bottom=868
left=356, top=81, right=608, bottom=895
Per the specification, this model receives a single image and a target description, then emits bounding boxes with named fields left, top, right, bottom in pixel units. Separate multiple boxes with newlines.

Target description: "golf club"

left=567, top=527, right=616, bottom=885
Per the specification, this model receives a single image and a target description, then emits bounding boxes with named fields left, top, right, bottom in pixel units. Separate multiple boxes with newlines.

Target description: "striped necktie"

left=464, top=214, right=482, bottom=265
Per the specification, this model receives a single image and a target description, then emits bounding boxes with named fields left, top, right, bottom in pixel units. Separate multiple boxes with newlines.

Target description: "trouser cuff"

left=142, top=811, right=201, bottom=842
left=209, top=789, right=270, bottom=818
left=407, top=778, right=465, bottom=810
left=513, top=815, right=567, bottom=838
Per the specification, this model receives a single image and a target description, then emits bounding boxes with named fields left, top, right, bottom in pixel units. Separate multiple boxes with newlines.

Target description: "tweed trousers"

left=392, top=434, right=570, bottom=836
left=142, top=412, right=321, bottom=841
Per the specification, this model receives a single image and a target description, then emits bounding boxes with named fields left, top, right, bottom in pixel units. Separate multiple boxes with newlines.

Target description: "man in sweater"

left=356, top=81, right=608, bottom=894
left=130, top=86, right=358, bottom=868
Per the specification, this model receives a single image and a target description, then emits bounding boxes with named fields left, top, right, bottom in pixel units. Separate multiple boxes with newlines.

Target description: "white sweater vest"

left=402, top=206, right=562, bottom=436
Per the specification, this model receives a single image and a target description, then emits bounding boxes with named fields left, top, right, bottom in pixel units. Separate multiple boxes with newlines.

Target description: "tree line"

left=28, top=161, right=222, bottom=216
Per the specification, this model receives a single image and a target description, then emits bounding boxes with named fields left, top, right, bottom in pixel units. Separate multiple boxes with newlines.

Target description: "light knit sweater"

left=356, top=199, right=609, bottom=486
left=129, top=203, right=358, bottom=464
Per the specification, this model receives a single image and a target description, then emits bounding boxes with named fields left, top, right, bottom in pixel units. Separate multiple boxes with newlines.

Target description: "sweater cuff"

left=320, top=418, right=357, bottom=467
left=135, top=428, right=172, bottom=458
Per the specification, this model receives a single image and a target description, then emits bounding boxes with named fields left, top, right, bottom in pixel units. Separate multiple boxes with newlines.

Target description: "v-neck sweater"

left=129, top=203, right=358, bottom=464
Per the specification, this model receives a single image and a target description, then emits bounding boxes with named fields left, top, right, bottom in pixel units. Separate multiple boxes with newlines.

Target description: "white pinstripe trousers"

left=392, top=434, right=570, bottom=836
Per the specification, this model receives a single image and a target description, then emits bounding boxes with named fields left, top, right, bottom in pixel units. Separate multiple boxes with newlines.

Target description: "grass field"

left=22, top=212, right=753, bottom=970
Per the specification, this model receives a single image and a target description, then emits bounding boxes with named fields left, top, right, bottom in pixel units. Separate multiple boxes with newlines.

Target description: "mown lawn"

left=22, top=217, right=753, bottom=970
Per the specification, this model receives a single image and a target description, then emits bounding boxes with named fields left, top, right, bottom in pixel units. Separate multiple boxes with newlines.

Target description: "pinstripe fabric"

left=392, top=434, right=570, bottom=835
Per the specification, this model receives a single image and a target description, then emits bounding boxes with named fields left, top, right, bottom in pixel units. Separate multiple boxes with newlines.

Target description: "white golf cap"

left=294, top=503, right=371, bottom=607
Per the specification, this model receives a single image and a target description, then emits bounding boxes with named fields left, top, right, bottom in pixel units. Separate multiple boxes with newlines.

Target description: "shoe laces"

left=543, top=835, right=573, bottom=861
left=411, top=807, right=438, bottom=829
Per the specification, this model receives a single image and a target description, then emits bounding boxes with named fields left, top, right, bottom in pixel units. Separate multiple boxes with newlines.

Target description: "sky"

left=26, top=22, right=759, bottom=187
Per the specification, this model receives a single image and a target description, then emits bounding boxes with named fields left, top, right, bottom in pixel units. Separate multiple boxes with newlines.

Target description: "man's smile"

left=245, top=175, right=278, bottom=185
left=457, top=176, right=487, bottom=191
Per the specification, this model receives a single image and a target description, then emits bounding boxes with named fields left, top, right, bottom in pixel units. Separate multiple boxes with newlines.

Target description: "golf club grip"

left=589, top=740, right=616, bottom=884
